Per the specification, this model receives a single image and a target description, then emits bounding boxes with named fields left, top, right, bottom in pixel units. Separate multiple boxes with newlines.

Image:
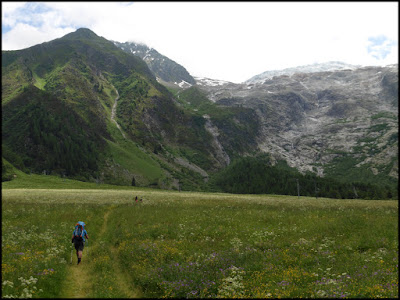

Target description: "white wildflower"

left=2, top=280, right=14, bottom=288
left=230, top=237, right=242, bottom=251
left=217, top=266, right=246, bottom=298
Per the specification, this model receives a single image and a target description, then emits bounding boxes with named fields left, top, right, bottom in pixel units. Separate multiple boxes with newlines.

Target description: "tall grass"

left=2, top=188, right=398, bottom=298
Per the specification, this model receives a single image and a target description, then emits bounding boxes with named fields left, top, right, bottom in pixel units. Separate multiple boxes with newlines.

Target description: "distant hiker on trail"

left=135, top=196, right=138, bottom=203
left=72, top=221, right=89, bottom=265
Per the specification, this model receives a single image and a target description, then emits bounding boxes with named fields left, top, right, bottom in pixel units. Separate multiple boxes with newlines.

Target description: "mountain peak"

left=63, top=28, right=99, bottom=40
left=113, top=40, right=196, bottom=85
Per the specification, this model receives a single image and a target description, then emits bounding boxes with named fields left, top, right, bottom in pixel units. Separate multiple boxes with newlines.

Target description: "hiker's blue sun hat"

left=77, top=221, right=85, bottom=226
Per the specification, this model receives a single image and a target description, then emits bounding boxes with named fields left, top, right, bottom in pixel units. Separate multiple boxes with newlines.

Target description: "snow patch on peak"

left=246, top=61, right=362, bottom=84
left=178, top=80, right=192, bottom=88
left=194, top=77, right=231, bottom=87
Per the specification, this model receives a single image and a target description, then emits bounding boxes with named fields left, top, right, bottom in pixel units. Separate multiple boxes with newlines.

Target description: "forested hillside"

left=2, top=86, right=102, bottom=177
left=209, top=155, right=397, bottom=199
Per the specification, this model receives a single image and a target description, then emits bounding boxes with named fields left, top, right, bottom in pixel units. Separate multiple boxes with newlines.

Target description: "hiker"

left=72, top=221, right=89, bottom=265
left=135, top=196, right=138, bottom=203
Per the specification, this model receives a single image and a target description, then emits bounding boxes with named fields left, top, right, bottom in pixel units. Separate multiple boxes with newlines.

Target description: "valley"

left=2, top=28, right=398, bottom=199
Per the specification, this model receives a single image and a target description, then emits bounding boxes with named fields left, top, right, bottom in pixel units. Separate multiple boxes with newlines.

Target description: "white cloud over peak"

left=1, top=2, right=398, bottom=83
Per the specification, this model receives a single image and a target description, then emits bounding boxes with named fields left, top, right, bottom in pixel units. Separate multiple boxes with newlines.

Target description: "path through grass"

left=61, top=260, right=92, bottom=298
left=59, top=205, right=140, bottom=298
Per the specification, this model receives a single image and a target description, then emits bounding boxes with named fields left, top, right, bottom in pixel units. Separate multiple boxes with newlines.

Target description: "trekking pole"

left=86, top=239, right=89, bottom=257
left=70, top=243, right=73, bottom=264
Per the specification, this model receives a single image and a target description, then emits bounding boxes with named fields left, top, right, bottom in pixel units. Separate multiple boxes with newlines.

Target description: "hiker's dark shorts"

left=74, top=239, right=85, bottom=251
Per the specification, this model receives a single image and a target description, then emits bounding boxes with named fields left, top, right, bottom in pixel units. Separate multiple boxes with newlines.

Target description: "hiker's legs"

left=74, top=240, right=84, bottom=264
left=76, top=250, right=83, bottom=264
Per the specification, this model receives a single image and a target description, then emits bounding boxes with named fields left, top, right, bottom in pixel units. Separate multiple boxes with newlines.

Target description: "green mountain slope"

left=1, top=28, right=223, bottom=188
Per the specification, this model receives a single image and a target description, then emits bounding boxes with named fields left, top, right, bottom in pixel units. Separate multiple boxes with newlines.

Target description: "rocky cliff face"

left=195, top=64, right=398, bottom=182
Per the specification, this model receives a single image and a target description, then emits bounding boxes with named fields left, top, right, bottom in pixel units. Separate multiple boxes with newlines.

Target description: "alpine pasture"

left=2, top=175, right=398, bottom=298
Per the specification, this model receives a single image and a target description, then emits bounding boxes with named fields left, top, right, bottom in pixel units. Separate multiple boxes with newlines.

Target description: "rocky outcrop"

left=196, top=64, right=398, bottom=180
left=203, top=114, right=230, bottom=167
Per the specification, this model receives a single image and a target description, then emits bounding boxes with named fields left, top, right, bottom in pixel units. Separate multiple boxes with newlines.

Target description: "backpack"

left=73, top=221, right=85, bottom=241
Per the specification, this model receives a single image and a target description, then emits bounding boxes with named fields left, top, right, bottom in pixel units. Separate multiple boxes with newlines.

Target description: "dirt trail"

left=61, top=259, right=92, bottom=298
left=60, top=240, right=93, bottom=297
left=61, top=207, right=140, bottom=298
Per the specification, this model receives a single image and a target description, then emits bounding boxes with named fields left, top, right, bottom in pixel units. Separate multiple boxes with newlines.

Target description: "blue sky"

left=367, top=35, right=397, bottom=60
left=2, top=2, right=398, bottom=83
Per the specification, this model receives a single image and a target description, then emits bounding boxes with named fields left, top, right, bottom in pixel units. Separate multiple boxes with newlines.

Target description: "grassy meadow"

left=1, top=177, right=398, bottom=298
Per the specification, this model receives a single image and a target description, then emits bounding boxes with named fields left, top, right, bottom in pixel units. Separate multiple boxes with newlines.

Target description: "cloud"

left=1, top=2, right=72, bottom=49
left=2, top=1, right=27, bottom=28
left=1, top=2, right=398, bottom=82
left=2, top=22, right=75, bottom=50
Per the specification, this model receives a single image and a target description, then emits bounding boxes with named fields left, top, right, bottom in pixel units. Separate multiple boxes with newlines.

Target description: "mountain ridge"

left=2, top=28, right=398, bottom=198
left=245, top=61, right=362, bottom=84
left=113, top=40, right=196, bottom=86
left=2, top=28, right=226, bottom=189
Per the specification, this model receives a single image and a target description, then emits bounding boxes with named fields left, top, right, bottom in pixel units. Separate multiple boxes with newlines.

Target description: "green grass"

left=32, top=72, right=46, bottom=90
left=104, top=138, right=163, bottom=186
left=2, top=183, right=398, bottom=298
left=371, top=112, right=397, bottom=120
left=1, top=167, right=129, bottom=190
left=368, top=123, right=389, bottom=133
